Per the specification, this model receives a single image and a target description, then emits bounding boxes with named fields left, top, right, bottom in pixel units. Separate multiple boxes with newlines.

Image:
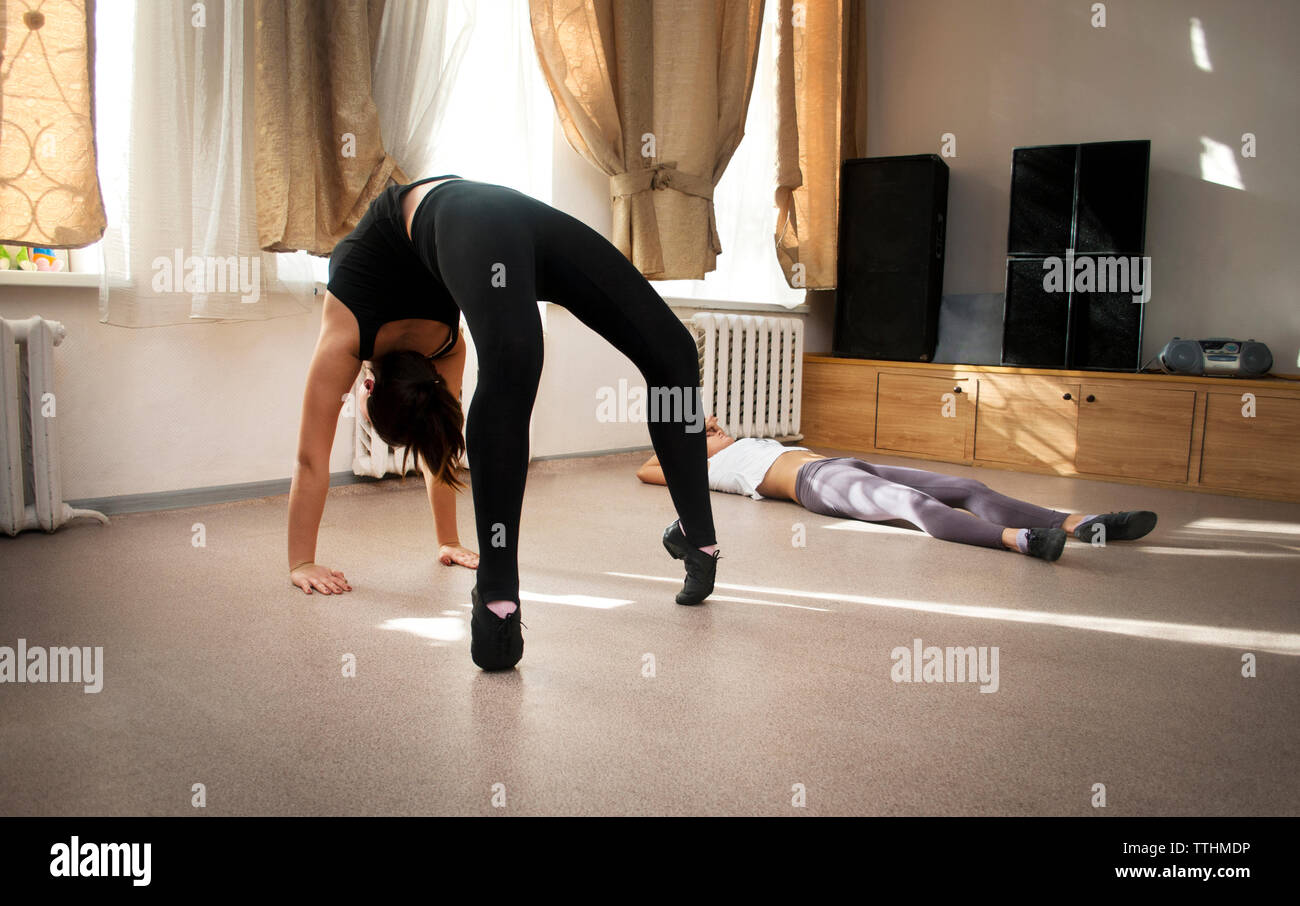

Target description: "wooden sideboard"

left=801, top=356, right=1300, bottom=503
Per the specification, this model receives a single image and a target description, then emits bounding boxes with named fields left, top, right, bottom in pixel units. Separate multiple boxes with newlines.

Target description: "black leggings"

left=409, top=179, right=716, bottom=603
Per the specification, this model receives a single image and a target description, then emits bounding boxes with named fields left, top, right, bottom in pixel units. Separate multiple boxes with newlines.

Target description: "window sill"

left=309, top=283, right=809, bottom=315
left=0, top=271, right=100, bottom=289
left=664, top=296, right=809, bottom=315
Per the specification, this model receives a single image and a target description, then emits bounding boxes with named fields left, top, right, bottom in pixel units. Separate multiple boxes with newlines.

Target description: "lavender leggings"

left=794, top=458, right=1068, bottom=550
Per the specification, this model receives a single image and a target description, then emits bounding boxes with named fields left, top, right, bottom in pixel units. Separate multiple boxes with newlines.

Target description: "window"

left=654, top=0, right=803, bottom=308
left=86, top=0, right=789, bottom=308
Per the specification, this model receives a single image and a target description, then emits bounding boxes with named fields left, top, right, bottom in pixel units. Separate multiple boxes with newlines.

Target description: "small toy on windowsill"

left=31, top=248, right=66, bottom=272
left=0, top=246, right=24, bottom=270
left=0, top=246, right=66, bottom=271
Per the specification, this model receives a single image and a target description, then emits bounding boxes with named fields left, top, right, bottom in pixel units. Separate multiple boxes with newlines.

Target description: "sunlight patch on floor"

left=520, top=590, right=633, bottom=610
left=606, top=572, right=1300, bottom=656
left=1139, top=546, right=1299, bottom=559
left=379, top=617, right=466, bottom=642
left=1182, top=518, right=1300, bottom=536
left=705, top=593, right=831, bottom=612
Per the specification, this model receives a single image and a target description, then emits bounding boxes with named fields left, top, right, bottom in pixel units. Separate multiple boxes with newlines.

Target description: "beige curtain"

left=530, top=0, right=764, bottom=280
left=774, top=0, right=867, bottom=290
left=253, top=0, right=407, bottom=255
left=0, top=0, right=106, bottom=247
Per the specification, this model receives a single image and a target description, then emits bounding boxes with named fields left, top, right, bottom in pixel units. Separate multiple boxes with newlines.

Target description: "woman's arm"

left=636, top=453, right=667, bottom=486
left=427, top=332, right=479, bottom=568
left=638, top=416, right=723, bottom=485
left=288, top=325, right=362, bottom=593
left=421, top=456, right=478, bottom=567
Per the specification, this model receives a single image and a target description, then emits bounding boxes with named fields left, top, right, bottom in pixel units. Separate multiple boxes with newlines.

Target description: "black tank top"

left=327, top=175, right=464, bottom=361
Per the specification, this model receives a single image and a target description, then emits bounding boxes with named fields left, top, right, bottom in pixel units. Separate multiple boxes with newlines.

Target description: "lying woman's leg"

left=859, top=462, right=1069, bottom=530
left=796, top=458, right=1008, bottom=549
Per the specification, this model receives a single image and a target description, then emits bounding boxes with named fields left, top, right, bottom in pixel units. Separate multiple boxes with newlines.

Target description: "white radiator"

left=0, top=316, right=108, bottom=535
left=350, top=371, right=473, bottom=479
left=689, top=313, right=803, bottom=441
left=350, top=371, right=420, bottom=478
left=352, top=320, right=480, bottom=479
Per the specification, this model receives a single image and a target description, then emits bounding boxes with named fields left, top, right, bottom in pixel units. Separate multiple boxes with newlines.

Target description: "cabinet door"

left=1075, top=383, right=1196, bottom=482
left=975, top=376, right=1079, bottom=469
left=801, top=361, right=876, bottom=450
left=875, top=372, right=971, bottom=460
left=1200, top=392, right=1300, bottom=497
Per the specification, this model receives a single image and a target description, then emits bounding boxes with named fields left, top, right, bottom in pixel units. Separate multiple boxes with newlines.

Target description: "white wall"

left=0, top=287, right=346, bottom=499
left=855, top=0, right=1300, bottom=371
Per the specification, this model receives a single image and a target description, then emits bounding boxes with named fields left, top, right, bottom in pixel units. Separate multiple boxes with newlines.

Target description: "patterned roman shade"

left=0, top=0, right=107, bottom=247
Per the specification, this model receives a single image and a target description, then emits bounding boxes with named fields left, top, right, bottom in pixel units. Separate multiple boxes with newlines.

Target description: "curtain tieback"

left=609, top=162, right=722, bottom=264
left=609, top=161, right=714, bottom=201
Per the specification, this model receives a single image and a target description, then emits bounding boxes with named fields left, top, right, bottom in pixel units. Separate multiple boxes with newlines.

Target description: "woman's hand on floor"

left=438, top=543, right=479, bottom=570
left=290, top=563, right=352, bottom=595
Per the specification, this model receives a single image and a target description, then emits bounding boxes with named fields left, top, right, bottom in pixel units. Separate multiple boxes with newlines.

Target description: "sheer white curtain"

left=386, top=0, right=552, bottom=199
left=372, top=0, right=476, bottom=181
left=654, top=0, right=803, bottom=308
left=96, top=0, right=315, bottom=327
left=303, top=0, right=548, bottom=291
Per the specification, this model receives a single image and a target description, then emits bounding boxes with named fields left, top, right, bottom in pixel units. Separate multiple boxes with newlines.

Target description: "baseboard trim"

left=530, top=444, right=652, bottom=462
left=65, top=449, right=654, bottom=517
left=66, top=471, right=375, bottom=516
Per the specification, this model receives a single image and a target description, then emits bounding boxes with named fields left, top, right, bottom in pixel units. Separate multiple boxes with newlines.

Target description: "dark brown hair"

left=366, top=350, right=466, bottom=490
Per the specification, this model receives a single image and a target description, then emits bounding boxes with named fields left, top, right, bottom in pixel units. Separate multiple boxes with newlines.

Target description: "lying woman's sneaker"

left=470, top=585, right=524, bottom=671
left=1072, top=511, right=1157, bottom=542
left=1025, top=527, right=1068, bottom=561
left=662, top=520, right=718, bottom=606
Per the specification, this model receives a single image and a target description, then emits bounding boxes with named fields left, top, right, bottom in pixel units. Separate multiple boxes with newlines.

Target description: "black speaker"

left=1072, top=272, right=1146, bottom=371
left=1002, top=258, right=1148, bottom=371
left=1007, top=145, right=1076, bottom=256
left=1075, top=141, right=1150, bottom=255
left=834, top=154, right=949, bottom=361
left=1001, top=258, right=1071, bottom=368
left=1002, top=140, right=1149, bottom=371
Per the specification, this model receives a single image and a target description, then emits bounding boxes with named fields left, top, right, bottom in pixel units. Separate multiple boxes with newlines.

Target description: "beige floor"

left=2, top=449, right=1298, bottom=816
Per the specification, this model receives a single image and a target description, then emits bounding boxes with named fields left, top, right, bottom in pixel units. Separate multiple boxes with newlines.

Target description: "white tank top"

left=707, top=437, right=809, bottom=499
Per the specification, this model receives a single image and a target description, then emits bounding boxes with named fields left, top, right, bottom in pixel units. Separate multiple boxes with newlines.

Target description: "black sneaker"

left=470, top=585, right=524, bottom=670
left=1072, top=511, right=1157, bottom=542
left=662, top=520, right=718, bottom=606
left=1025, top=527, right=1068, bottom=562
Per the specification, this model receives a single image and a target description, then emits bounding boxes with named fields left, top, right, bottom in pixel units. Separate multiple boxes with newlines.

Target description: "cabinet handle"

left=1062, top=392, right=1072, bottom=401
left=1086, top=394, right=1096, bottom=403
left=952, top=386, right=962, bottom=394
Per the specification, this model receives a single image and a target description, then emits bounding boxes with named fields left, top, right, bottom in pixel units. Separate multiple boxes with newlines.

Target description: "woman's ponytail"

left=366, top=350, right=467, bottom=491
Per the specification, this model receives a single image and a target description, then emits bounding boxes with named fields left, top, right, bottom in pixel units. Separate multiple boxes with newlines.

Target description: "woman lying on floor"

left=636, top=417, right=1157, bottom=560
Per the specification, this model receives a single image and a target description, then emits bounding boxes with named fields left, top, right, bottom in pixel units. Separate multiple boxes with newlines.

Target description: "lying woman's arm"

left=636, top=453, right=666, bottom=486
